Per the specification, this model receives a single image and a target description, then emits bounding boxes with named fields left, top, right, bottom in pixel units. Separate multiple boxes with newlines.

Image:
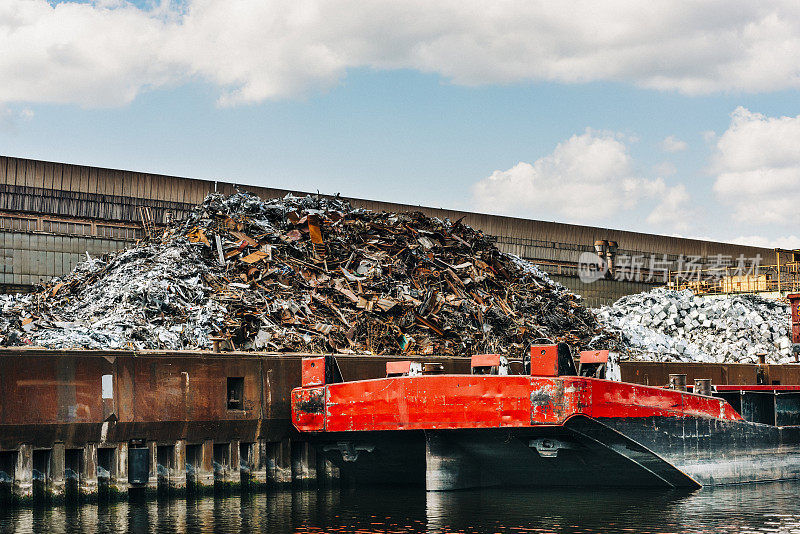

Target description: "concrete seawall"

left=0, top=348, right=797, bottom=504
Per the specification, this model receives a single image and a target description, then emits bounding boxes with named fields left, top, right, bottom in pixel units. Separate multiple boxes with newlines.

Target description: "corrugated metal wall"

left=551, top=275, right=658, bottom=308
left=0, top=155, right=781, bottom=303
left=0, top=155, right=778, bottom=261
left=0, top=231, right=128, bottom=286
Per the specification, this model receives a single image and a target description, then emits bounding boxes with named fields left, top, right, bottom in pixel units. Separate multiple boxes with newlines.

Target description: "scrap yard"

left=5, top=3, right=800, bottom=531
left=1, top=161, right=800, bottom=505
left=0, top=192, right=611, bottom=355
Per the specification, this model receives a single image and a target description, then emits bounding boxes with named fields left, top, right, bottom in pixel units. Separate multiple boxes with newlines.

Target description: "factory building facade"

left=0, top=155, right=782, bottom=306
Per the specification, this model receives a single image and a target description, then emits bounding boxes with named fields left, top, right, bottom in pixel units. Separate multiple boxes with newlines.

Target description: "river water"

left=3, top=483, right=800, bottom=533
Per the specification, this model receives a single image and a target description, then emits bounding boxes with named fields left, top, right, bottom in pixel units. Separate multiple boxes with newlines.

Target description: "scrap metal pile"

left=0, top=192, right=615, bottom=355
left=595, top=288, right=792, bottom=364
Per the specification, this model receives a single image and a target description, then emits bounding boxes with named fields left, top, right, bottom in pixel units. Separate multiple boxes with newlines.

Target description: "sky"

left=1, top=1, right=800, bottom=248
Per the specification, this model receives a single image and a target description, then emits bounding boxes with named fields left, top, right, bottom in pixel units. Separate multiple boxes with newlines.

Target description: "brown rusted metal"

left=694, top=379, right=712, bottom=396
left=619, top=361, right=758, bottom=387
left=0, top=348, right=796, bottom=453
left=0, top=349, right=469, bottom=450
left=789, top=293, right=800, bottom=346
left=669, top=374, right=687, bottom=391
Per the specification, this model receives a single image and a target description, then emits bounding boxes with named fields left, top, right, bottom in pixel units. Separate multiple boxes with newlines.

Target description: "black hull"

left=311, top=415, right=800, bottom=490
left=600, top=415, right=800, bottom=486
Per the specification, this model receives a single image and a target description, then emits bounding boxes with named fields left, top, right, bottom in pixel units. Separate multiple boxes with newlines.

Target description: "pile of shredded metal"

left=595, top=288, right=793, bottom=364
left=0, top=192, right=615, bottom=355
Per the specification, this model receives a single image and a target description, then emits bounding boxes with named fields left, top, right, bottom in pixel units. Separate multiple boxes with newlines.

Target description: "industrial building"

left=0, top=155, right=793, bottom=305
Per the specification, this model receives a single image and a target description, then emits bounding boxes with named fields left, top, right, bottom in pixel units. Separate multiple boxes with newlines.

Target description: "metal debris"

left=595, top=288, right=791, bottom=364
left=0, top=192, right=614, bottom=355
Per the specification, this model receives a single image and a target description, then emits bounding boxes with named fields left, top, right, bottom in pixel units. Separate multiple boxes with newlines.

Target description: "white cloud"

left=661, top=135, right=688, bottom=152
left=712, top=107, right=800, bottom=225
left=646, top=183, right=693, bottom=232
left=702, top=130, right=717, bottom=142
left=4, top=1, right=800, bottom=107
left=653, top=161, right=677, bottom=176
left=472, top=130, right=635, bottom=223
left=731, top=235, right=800, bottom=249
left=471, top=129, right=691, bottom=230
left=0, top=104, right=34, bottom=131
left=0, top=106, right=13, bottom=131
left=0, top=1, right=180, bottom=107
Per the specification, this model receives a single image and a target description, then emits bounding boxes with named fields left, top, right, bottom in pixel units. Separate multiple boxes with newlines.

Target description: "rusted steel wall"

left=0, top=350, right=470, bottom=450
left=1, top=348, right=796, bottom=451
left=620, top=361, right=759, bottom=387
left=621, top=361, right=800, bottom=388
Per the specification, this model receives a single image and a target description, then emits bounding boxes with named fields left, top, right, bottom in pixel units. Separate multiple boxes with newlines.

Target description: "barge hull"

left=294, top=372, right=800, bottom=490
left=598, top=415, right=800, bottom=486
left=313, top=413, right=800, bottom=491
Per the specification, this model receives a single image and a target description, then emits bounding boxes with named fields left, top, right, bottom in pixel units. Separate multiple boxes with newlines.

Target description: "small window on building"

left=227, top=377, right=244, bottom=410
left=101, top=374, right=113, bottom=399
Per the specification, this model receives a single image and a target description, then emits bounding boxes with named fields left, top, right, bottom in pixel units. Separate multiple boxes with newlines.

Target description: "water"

left=3, top=483, right=800, bottom=533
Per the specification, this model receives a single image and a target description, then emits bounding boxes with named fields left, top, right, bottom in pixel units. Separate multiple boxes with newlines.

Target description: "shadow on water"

left=3, top=482, right=800, bottom=533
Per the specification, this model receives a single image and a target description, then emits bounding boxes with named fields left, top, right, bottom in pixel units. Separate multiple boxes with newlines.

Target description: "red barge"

left=292, top=344, right=800, bottom=491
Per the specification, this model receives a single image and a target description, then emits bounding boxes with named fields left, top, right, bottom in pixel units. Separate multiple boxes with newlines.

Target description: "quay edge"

left=1, top=347, right=798, bottom=503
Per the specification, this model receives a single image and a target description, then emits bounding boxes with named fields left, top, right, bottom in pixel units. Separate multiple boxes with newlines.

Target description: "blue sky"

left=2, top=1, right=800, bottom=247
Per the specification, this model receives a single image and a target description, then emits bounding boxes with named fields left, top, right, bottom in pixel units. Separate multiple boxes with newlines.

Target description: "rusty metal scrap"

left=0, top=192, right=615, bottom=355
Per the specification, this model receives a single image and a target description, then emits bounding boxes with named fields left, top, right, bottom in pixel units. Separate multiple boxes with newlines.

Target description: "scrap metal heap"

left=0, top=192, right=615, bottom=354
left=595, top=288, right=792, bottom=364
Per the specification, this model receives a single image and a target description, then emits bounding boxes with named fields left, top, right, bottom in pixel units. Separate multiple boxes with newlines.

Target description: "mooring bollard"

left=669, top=374, right=687, bottom=392
left=694, top=378, right=712, bottom=396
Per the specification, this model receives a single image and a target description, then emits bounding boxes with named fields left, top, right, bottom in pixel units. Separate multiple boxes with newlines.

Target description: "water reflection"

left=3, top=483, right=800, bottom=534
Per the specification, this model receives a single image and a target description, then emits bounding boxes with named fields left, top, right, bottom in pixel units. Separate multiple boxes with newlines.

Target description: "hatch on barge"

left=292, top=348, right=800, bottom=491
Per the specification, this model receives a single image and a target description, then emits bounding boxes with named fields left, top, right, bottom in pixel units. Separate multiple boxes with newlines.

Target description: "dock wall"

left=1, top=348, right=798, bottom=503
